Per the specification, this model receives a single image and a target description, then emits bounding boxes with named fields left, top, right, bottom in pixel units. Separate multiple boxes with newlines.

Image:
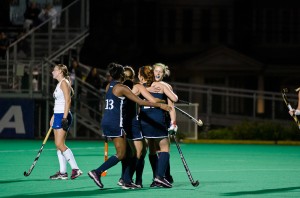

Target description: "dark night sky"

left=80, top=1, right=164, bottom=69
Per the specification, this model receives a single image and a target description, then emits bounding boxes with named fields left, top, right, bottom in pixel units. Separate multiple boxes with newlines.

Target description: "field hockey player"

left=49, top=64, right=83, bottom=180
left=88, top=63, right=171, bottom=189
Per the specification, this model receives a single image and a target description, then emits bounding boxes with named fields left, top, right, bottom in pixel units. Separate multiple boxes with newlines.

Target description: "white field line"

left=0, top=146, right=109, bottom=153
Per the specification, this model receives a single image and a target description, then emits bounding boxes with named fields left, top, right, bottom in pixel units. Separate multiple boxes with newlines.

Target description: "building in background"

left=82, top=0, right=300, bottom=93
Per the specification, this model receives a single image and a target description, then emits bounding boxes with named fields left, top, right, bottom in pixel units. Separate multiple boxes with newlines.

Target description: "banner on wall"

left=0, top=99, right=34, bottom=138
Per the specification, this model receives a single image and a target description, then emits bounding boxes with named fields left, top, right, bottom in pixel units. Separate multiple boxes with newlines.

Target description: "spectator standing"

left=14, top=30, right=30, bottom=58
left=0, top=32, right=9, bottom=59
left=23, top=2, right=41, bottom=32
left=38, top=3, right=58, bottom=29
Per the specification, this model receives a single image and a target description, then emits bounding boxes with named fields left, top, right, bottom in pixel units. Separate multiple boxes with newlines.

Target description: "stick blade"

left=198, top=119, right=203, bottom=126
left=192, top=180, right=200, bottom=187
left=24, top=171, right=29, bottom=177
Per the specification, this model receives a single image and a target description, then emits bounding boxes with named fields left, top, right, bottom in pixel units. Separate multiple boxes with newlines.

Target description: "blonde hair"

left=55, top=64, right=74, bottom=97
left=153, top=63, right=171, bottom=78
left=123, top=66, right=135, bottom=81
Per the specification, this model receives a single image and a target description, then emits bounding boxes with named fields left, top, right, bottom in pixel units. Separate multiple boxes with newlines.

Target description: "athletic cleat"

left=150, top=181, right=162, bottom=188
left=165, top=175, right=174, bottom=184
left=71, top=169, right=83, bottom=180
left=122, top=182, right=139, bottom=190
left=135, top=184, right=143, bottom=188
left=117, top=178, right=124, bottom=186
left=50, top=171, right=68, bottom=180
left=154, top=177, right=172, bottom=188
left=88, top=170, right=103, bottom=189
left=135, top=180, right=143, bottom=188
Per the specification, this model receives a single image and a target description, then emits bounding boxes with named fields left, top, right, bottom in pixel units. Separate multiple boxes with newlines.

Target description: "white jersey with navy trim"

left=53, top=78, right=70, bottom=113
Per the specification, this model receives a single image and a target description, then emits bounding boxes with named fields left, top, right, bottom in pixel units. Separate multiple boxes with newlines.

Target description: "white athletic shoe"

left=50, top=171, right=68, bottom=180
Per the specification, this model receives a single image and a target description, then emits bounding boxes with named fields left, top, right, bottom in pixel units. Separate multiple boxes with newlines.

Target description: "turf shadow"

left=221, top=186, right=300, bottom=196
left=0, top=178, right=47, bottom=184
left=0, top=187, right=149, bottom=198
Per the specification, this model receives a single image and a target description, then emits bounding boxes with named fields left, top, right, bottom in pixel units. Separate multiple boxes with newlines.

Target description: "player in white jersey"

left=49, top=64, right=82, bottom=180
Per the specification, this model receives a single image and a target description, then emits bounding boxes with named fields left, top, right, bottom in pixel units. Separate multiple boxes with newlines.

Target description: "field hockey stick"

left=172, top=135, right=199, bottom=187
left=24, top=127, right=52, bottom=177
left=178, top=99, right=192, bottom=105
left=282, top=88, right=300, bottom=129
left=101, top=137, right=108, bottom=176
left=174, top=106, right=203, bottom=126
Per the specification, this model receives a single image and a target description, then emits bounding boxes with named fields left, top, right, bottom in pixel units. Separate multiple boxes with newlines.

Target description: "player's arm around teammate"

left=152, top=63, right=178, bottom=184
left=88, top=63, right=171, bottom=189
left=138, top=65, right=177, bottom=188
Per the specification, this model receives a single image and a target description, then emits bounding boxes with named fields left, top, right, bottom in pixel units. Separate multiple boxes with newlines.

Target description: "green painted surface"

left=1, top=140, right=300, bottom=197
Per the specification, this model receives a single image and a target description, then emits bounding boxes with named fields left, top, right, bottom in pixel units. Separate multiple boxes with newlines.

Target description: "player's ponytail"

left=139, top=66, right=154, bottom=87
left=57, top=64, right=74, bottom=97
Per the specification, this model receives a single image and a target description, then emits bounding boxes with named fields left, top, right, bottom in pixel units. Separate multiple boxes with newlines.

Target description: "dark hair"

left=139, top=66, right=154, bottom=87
left=107, top=62, right=124, bottom=80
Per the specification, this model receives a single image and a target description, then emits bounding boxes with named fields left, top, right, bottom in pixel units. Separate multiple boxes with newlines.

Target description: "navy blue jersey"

left=123, top=98, right=143, bottom=140
left=101, top=81, right=126, bottom=138
left=139, top=92, right=168, bottom=138
left=123, top=81, right=143, bottom=140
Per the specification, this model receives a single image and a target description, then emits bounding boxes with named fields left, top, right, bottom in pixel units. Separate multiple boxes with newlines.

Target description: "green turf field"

left=1, top=139, right=300, bottom=197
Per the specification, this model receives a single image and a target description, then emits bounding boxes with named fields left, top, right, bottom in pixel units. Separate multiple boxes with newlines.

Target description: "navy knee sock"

left=165, top=160, right=171, bottom=177
left=149, top=154, right=158, bottom=179
left=123, top=156, right=137, bottom=183
left=95, top=155, right=120, bottom=175
left=129, top=156, right=137, bottom=179
left=135, top=155, right=145, bottom=184
left=156, top=152, right=170, bottom=178
left=120, top=158, right=128, bottom=179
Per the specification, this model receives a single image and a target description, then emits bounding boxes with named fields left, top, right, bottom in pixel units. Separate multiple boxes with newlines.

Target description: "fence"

left=172, top=82, right=297, bottom=129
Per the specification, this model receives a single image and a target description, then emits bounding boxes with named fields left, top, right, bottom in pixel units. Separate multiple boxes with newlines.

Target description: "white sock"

left=57, top=150, right=67, bottom=174
left=63, top=148, right=79, bottom=170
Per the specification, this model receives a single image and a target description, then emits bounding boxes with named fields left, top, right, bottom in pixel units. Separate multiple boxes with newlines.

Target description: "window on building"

left=281, top=9, right=292, bottom=43
left=265, top=9, right=279, bottom=43
left=182, top=9, right=193, bottom=43
left=219, top=8, right=229, bottom=44
left=200, top=9, right=211, bottom=43
left=167, top=9, right=176, bottom=44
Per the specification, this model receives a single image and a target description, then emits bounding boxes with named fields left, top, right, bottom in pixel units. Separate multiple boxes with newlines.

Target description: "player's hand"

left=289, top=109, right=300, bottom=116
left=148, top=84, right=161, bottom=93
left=158, top=99, right=166, bottom=104
left=160, top=103, right=172, bottom=112
left=289, top=109, right=295, bottom=116
left=61, top=118, right=69, bottom=131
left=168, top=121, right=178, bottom=135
